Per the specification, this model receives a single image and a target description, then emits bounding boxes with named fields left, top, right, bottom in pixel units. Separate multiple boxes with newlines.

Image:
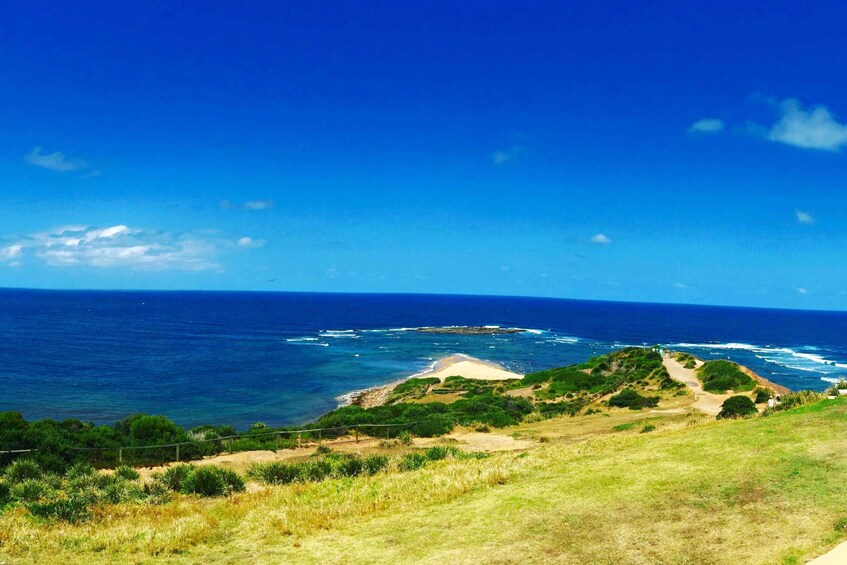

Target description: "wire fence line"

left=1, top=420, right=430, bottom=464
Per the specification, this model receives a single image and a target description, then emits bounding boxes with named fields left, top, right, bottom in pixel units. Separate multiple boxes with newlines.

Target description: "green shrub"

left=398, top=431, right=413, bottom=445
left=114, top=465, right=140, bottom=481
left=0, top=481, right=10, bottom=505
left=474, top=423, right=490, bottom=433
left=717, top=396, right=758, bottom=419
left=613, top=422, right=636, bottom=432
left=27, top=495, right=90, bottom=523
left=697, top=360, right=756, bottom=393
left=155, top=464, right=193, bottom=492
left=11, top=478, right=50, bottom=503
left=102, top=479, right=145, bottom=504
left=64, top=462, right=95, bottom=481
left=248, top=462, right=299, bottom=485
left=754, top=388, right=773, bottom=404
left=330, top=455, right=365, bottom=478
left=361, top=455, right=390, bottom=475
left=771, top=391, right=824, bottom=412
left=179, top=466, right=244, bottom=497
left=4, top=459, right=42, bottom=485
left=608, top=388, right=659, bottom=410
left=424, top=446, right=460, bottom=461
left=399, top=452, right=428, bottom=471
left=298, top=460, right=332, bottom=482
left=141, top=480, right=172, bottom=505
left=313, top=445, right=332, bottom=456
left=640, top=424, right=656, bottom=433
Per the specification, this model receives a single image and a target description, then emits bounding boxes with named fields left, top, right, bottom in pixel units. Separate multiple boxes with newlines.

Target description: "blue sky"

left=2, top=1, right=847, bottom=309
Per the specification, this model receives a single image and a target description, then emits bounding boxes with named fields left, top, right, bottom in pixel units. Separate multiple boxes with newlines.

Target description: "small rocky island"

left=414, top=326, right=526, bottom=335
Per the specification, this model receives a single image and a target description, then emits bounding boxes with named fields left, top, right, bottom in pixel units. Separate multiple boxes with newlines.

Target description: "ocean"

left=2, top=289, right=846, bottom=429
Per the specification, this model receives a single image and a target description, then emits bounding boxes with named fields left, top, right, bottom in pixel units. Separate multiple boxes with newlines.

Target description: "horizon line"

left=1, top=285, right=845, bottom=316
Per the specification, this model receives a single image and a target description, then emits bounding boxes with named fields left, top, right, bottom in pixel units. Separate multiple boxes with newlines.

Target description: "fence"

left=1, top=420, right=427, bottom=468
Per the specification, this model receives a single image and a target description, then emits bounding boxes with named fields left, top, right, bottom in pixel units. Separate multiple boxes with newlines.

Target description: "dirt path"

left=809, top=540, right=847, bottom=564
left=662, top=356, right=731, bottom=416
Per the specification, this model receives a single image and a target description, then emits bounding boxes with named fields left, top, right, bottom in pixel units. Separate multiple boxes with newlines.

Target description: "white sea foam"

left=671, top=342, right=846, bottom=374
left=319, top=330, right=360, bottom=339
left=286, top=337, right=329, bottom=347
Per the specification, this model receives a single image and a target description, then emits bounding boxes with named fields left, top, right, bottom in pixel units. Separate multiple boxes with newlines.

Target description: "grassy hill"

left=1, top=397, right=846, bottom=563
left=697, top=359, right=758, bottom=393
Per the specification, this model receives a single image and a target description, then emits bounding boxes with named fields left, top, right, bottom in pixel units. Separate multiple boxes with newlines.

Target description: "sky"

left=2, top=1, right=847, bottom=310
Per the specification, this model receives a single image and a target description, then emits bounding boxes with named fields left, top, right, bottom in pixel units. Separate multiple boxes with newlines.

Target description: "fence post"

left=355, top=427, right=359, bottom=443
left=176, top=444, right=180, bottom=463
left=275, top=433, right=280, bottom=451
left=228, top=439, right=233, bottom=454
left=119, top=448, right=123, bottom=464
left=298, top=433, right=302, bottom=448
left=318, top=428, right=322, bottom=444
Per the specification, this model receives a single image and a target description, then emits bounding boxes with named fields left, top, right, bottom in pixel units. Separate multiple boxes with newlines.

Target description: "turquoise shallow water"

left=2, top=289, right=846, bottom=428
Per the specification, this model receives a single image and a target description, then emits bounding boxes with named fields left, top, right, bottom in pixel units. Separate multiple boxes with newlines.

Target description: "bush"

left=142, top=480, right=172, bottom=505
left=298, top=460, right=332, bottom=482
left=102, top=478, right=145, bottom=504
left=64, top=462, right=95, bottom=481
left=0, top=481, right=11, bottom=506
left=11, top=478, right=50, bottom=503
left=179, top=466, right=245, bottom=497
left=424, top=446, right=460, bottom=461
left=27, top=495, right=90, bottom=523
left=640, top=424, right=656, bottom=433
left=248, top=462, right=299, bottom=485
left=697, top=360, right=756, bottom=393
left=330, top=454, right=365, bottom=477
left=155, top=464, right=194, bottom=491
left=717, top=396, right=758, bottom=419
left=397, top=431, right=413, bottom=445
left=114, top=465, right=140, bottom=481
left=361, top=455, right=390, bottom=475
left=754, top=388, right=773, bottom=404
left=399, top=452, right=429, bottom=471
left=608, top=389, right=659, bottom=410
left=772, top=391, right=824, bottom=412
left=4, top=459, right=42, bottom=485
left=313, top=445, right=332, bottom=456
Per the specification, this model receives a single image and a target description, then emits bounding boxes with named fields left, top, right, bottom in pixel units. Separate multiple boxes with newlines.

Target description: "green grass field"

left=2, top=397, right=847, bottom=564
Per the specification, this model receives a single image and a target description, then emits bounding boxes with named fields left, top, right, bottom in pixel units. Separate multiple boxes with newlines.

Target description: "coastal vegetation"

left=1, top=393, right=846, bottom=563
left=717, top=395, right=758, bottom=419
left=696, top=359, right=757, bottom=393
left=0, top=348, right=687, bottom=475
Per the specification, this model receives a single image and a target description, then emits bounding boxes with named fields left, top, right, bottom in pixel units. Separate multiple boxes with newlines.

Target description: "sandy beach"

left=342, top=354, right=523, bottom=408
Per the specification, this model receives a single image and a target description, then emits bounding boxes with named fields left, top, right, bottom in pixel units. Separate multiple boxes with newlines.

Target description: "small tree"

left=717, top=396, right=757, bottom=419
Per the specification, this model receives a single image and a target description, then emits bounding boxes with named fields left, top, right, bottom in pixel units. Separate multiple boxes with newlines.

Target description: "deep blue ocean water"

left=2, top=289, right=847, bottom=429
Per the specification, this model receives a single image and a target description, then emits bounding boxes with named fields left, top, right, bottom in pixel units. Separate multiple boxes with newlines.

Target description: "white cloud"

left=0, top=225, right=262, bottom=271
left=687, top=118, right=724, bottom=134
left=492, top=145, right=525, bottom=165
left=221, top=199, right=274, bottom=210
left=673, top=282, right=689, bottom=289
left=24, top=147, right=89, bottom=172
left=243, top=200, right=273, bottom=210
left=0, top=244, right=22, bottom=262
left=237, top=236, right=265, bottom=248
left=767, top=99, right=847, bottom=151
left=795, top=210, right=815, bottom=225
left=795, top=287, right=809, bottom=295
left=589, top=233, right=613, bottom=245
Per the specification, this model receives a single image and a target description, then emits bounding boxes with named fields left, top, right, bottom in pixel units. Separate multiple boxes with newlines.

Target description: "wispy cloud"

left=795, top=210, right=815, bottom=225
left=673, top=282, right=689, bottom=289
left=2, top=225, right=262, bottom=271
left=767, top=99, right=847, bottom=151
left=220, top=199, right=274, bottom=210
left=795, top=287, right=809, bottom=295
left=237, top=236, right=265, bottom=248
left=492, top=145, right=525, bottom=165
left=687, top=118, right=724, bottom=134
left=24, top=147, right=89, bottom=172
left=589, top=233, right=613, bottom=245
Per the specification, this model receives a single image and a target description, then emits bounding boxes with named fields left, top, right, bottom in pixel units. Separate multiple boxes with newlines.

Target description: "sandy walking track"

left=662, top=356, right=733, bottom=416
